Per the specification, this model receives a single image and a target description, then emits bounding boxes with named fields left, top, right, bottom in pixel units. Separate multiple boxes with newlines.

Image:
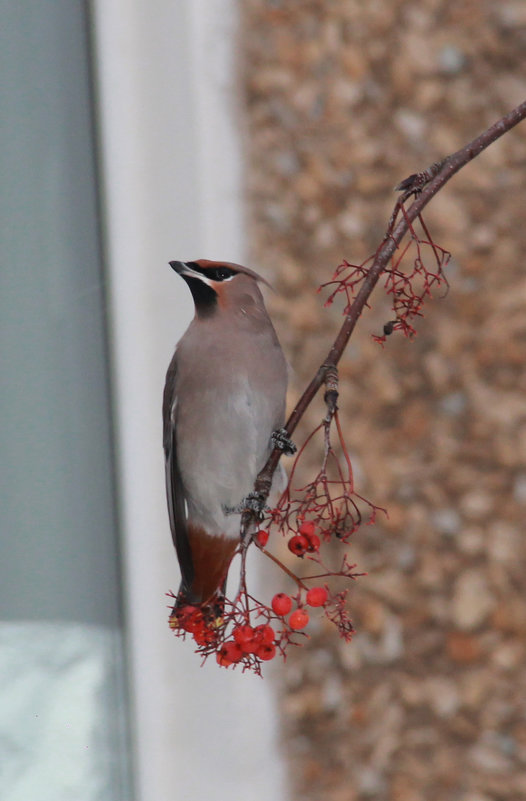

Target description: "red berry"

left=193, top=627, right=216, bottom=646
left=305, top=533, right=321, bottom=552
left=298, top=522, right=321, bottom=552
left=289, top=608, right=309, bottom=630
left=178, top=606, right=204, bottom=633
left=257, top=642, right=277, bottom=661
left=253, top=624, right=275, bottom=645
left=233, top=624, right=255, bottom=652
left=233, top=624, right=253, bottom=643
left=216, top=641, right=243, bottom=667
left=256, top=529, right=269, bottom=547
left=306, top=586, right=329, bottom=607
left=299, top=520, right=316, bottom=537
left=271, top=593, right=293, bottom=616
left=288, top=534, right=309, bottom=556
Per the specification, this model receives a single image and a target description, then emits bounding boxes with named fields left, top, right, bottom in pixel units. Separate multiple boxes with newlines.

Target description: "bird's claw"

left=271, top=427, right=297, bottom=455
left=223, top=491, right=268, bottom=521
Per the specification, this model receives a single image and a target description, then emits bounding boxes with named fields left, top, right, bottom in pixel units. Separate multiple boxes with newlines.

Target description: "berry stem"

left=260, top=547, right=308, bottom=590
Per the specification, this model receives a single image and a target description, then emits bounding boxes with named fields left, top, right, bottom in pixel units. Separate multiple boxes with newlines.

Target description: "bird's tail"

left=176, top=524, right=239, bottom=609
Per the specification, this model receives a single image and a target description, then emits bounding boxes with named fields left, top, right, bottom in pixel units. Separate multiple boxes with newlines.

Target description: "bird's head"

left=169, top=259, right=271, bottom=318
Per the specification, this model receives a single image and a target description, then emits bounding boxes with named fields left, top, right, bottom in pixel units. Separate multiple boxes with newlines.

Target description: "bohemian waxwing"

left=163, top=259, right=292, bottom=611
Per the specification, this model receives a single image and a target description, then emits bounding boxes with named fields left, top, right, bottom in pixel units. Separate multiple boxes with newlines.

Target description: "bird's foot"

left=271, top=427, right=297, bottom=455
left=223, top=491, right=268, bottom=521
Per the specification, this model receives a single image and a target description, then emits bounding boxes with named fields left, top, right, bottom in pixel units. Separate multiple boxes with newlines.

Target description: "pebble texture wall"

left=242, top=2, right=526, bottom=799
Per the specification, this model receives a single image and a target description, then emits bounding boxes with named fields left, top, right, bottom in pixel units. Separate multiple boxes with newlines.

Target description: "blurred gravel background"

left=241, top=2, right=526, bottom=799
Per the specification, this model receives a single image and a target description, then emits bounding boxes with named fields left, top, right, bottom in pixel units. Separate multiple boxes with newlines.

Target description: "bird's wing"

left=162, top=353, right=194, bottom=594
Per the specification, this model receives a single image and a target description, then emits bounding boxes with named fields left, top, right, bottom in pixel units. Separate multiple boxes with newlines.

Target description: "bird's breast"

left=173, top=320, right=287, bottom=536
left=175, top=376, right=282, bottom=536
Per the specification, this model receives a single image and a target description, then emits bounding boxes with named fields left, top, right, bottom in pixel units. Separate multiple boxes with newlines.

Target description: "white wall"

left=92, top=3, right=287, bottom=800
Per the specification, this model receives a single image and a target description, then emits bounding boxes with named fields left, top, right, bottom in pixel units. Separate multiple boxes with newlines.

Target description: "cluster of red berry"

left=271, top=584, right=328, bottom=630
left=170, top=514, right=357, bottom=673
left=171, top=583, right=330, bottom=670
left=287, top=519, right=321, bottom=556
left=217, top=623, right=277, bottom=667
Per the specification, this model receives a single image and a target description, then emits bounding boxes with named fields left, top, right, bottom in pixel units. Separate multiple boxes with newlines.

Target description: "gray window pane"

left=0, top=3, right=120, bottom=626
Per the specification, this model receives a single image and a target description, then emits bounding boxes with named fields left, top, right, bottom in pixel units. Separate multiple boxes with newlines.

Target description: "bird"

left=163, top=259, right=293, bottom=615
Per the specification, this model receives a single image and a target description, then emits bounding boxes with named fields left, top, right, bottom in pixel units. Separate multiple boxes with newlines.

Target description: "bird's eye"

left=212, top=267, right=235, bottom=282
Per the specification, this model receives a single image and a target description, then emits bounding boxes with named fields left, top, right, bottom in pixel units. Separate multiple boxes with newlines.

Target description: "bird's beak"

left=169, top=261, right=214, bottom=287
left=169, top=260, right=196, bottom=278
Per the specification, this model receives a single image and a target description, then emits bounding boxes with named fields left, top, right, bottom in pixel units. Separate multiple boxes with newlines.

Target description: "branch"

left=244, top=98, right=526, bottom=527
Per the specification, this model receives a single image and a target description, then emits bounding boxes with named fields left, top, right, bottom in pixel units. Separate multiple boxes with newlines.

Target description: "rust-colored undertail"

left=185, top=525, right=239, bottom=605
